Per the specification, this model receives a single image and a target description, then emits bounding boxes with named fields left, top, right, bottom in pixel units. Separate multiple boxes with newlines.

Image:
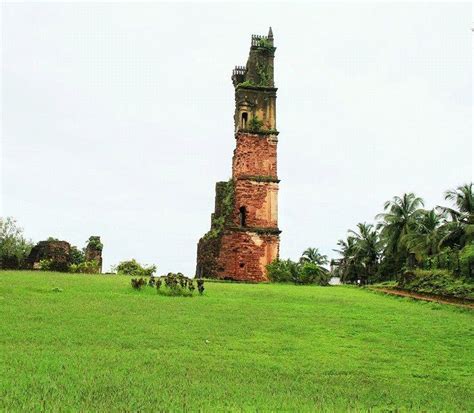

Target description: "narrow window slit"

left=239, top=206, right=247, bottom=227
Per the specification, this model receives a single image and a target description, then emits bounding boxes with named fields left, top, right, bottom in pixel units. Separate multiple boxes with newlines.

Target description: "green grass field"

left=0, top=271, right=473, bottom=411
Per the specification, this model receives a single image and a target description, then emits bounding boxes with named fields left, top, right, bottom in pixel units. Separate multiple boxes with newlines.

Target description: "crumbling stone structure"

left=85, top=236, right=103, bottom=273
left=27, top=240, right=72, bottom=272
left=196, top=28, right=280, bottom=282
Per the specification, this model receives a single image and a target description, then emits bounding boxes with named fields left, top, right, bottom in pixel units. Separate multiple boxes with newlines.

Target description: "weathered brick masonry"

left=196, top=28, right=281, bottom=282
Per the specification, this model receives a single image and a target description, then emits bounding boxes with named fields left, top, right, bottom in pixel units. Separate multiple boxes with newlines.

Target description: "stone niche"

left=27, top=240, right=72, bottom=272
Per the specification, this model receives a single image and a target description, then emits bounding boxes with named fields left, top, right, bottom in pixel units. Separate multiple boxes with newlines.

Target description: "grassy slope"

left=0, top=271, right=472, bottom=412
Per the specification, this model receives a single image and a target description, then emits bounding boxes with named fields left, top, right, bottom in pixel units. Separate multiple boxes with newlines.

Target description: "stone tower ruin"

left=196, top=28, right=280, bottom=282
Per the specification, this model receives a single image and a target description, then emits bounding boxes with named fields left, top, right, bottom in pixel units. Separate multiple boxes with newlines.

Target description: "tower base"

left=196, top=228, right=280, bottom=282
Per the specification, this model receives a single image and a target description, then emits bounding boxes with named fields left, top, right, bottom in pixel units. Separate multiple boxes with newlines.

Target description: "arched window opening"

left=241, top=112, right=248, bottom=129
left=239, top=262, right=245, bottom=268
left=239, top=206, right=247, bottom=227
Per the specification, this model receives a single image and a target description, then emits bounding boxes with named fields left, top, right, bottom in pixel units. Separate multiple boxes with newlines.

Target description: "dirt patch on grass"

left=371, top=287, right=474, bottom=309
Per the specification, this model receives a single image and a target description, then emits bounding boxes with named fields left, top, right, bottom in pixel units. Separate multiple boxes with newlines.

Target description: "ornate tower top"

left=232, top=27, right=277, bottom=89
left=231, top=28, right=278, bottom=134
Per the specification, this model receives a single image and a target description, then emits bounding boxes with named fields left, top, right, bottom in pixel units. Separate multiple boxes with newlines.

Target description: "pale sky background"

left=1, top=2, right=472, bottom=274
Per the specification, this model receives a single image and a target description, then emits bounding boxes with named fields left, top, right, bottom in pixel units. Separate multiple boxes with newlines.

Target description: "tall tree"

left=333, top=236, right=359, bottom=284
left=376, top=193, right=425, bottom=255
left=349, top=223, right=381, bottom=283
left=403, top=209, right=445, bottom=260
left=438, top=184, right=474, bottom=249
left=300, top=247, right=328, bottom=266
left=0, top=217, right=33, bottom=269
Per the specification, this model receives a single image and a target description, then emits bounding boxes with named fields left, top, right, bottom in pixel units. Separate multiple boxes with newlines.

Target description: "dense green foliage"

left=399, top=269, right=474, bottom=299
left=266, top=259, right=300, bottom=283
left=0, top=218, right=33, bottom=269
left=460, top=243, right=474, bottom=278
left=69, top=260, right=101, bottom=274
left=86, top=236, right=103, bottom=251
left=334, top=184, right=474, bottom=291
left=0, top=271, right=472, bottom=411
left=267, top=247, right=330, bottom=285
left=113, top=259, right=156, bottom=277
left=69, top=246, right=85, bottom=265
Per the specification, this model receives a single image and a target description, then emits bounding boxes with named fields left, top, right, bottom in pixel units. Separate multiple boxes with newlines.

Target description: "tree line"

left=332, top=183, right=474, bottom=284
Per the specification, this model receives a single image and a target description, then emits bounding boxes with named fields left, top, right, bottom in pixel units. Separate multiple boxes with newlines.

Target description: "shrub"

left=267, top=259, right=331, bottom=286
left=131, top=277, right=147, bottom=290
left=398, top=269, right=474, bottom=300
left=420, top=248, right=462, bottom=275
left=155, top=273, right=203, bottom=297
left=69, top=260, right=100, bottom=274
left=299, top=262, right=331, bottom=286
left=248, top=116, right=264, bottom=132
left=114, top=259, right=156, bottom=277
left=266, top=259, right=299, bottom=283
left=70, top=246, right=85, bottom=265
left=38, top=259, right=54, bottom=271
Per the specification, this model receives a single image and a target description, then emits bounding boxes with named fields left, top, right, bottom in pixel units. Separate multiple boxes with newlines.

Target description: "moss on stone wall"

left=203, top=179, right=235, bottom=240
left=197, top=179, right=235, bottom=278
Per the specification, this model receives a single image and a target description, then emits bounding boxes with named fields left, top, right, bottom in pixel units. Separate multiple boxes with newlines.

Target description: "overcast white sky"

left=1, top=2, right=472, bottom=274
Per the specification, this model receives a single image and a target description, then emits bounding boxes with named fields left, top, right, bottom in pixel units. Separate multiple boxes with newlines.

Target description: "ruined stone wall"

left=196, top=180, right=234, bottom=278
left=216, top=230, right=279, bottom=282
left=233, top=180, right=278, bottom=228
left=196, top=235, right=222, bottom=278
left=234, top=89, right=277, bottom=131
left=85, top=236, right=103, bottom=273
left=233, top=132, right=278, bottom=178
left=27, top=240, right=71, bottom=272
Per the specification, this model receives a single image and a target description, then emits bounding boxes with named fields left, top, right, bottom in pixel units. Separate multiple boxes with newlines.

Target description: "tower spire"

left=268, top=26, right=273, bottom=39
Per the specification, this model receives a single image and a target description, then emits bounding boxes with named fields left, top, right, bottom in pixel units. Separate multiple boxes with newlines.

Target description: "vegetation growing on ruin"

left=237, top=80, right=256, bottom=88
left=248, top=116, right=264, bottom=132
left=256, top=62, right=271, bottom=87
left=0, top=271, right=472, bottom=411
left=203, top=179, right=234, bottom=240
left=256, top=38, right=275, bottom=55
left=257, top=37, right=272, bottom=49
left=87, top=236, right=103, bottom=251
left=244, top=175, right=279, bottom=183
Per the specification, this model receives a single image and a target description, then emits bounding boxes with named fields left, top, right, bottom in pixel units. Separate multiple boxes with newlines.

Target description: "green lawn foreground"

left=0, top=271, right=472, bottom=412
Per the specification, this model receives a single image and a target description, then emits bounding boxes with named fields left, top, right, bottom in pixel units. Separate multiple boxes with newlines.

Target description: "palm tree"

left=300, top=247, right=328, bottom=266
left=349, top=223, right=381, bottom=283
left=376, top=193, right=425, bottom=255
left=333, top=236, right=359, bottom=283
left=439, top=184, right=474, bottom=223
left=437, top=184, right=474, bottom=249
left=403, top=209, right=445, bottom=260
